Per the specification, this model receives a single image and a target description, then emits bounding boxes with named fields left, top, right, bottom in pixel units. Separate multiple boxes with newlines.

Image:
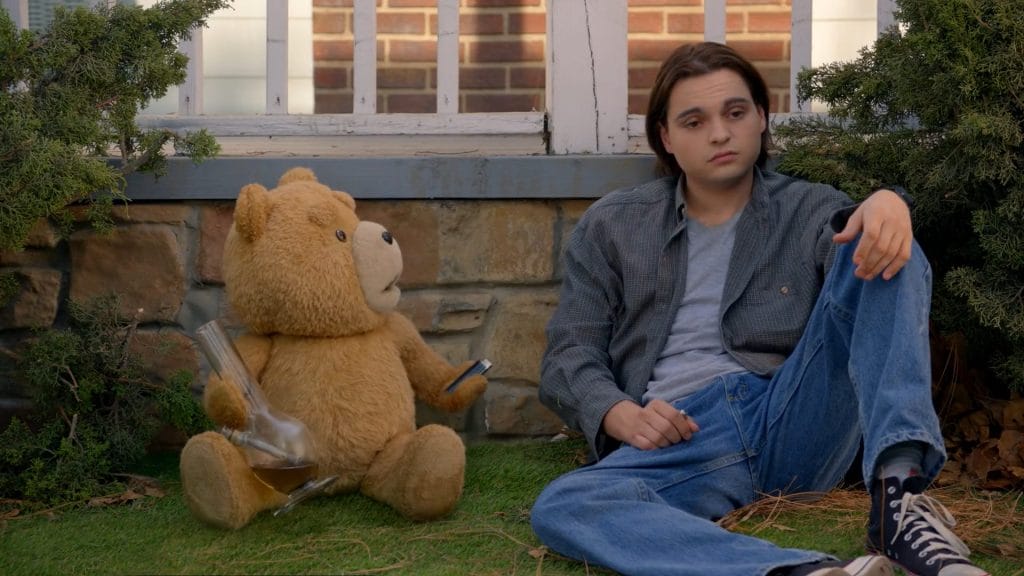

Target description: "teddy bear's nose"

left=382, top=231, right=394, bottom=245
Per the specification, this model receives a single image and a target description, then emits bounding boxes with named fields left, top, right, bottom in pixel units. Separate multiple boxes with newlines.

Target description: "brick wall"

left=313, top=0, right=794, bottom=114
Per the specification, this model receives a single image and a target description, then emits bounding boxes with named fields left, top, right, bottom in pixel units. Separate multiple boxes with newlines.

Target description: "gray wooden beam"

left=122, top=155, right=659, bottom=201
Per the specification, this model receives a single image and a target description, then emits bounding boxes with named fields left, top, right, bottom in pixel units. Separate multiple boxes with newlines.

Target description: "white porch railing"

left=2, top=0, right=899, bottom=156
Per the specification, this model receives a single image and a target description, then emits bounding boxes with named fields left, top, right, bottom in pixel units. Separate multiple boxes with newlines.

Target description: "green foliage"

left=0, top=270, right=18, bottom=308
left=0, top=0, right=228, bottom=252
left=0, top=295, right=209, bottom=506
left=775, top=0, right=1024, bottom=392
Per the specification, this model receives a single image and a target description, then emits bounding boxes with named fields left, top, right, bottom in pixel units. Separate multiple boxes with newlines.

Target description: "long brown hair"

left=645, top=42, right=772, bottom=177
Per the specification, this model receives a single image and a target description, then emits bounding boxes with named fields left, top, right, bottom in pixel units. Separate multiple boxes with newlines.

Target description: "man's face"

left=659, top=68, right=766, bottom=191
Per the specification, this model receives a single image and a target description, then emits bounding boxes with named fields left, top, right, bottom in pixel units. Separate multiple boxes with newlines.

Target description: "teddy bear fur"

left=179, top=167, right=487, bottom=529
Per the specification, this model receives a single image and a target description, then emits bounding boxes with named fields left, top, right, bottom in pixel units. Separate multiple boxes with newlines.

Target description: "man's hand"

left=602, top=399, right=700, bottom=450
left=833, top=189, right=912, bottom=281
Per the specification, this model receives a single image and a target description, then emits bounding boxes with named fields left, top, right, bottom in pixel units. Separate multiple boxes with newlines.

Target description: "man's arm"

left=539, top=218, right=634, bottom=458
left=831, top=188, right=914, bottom=280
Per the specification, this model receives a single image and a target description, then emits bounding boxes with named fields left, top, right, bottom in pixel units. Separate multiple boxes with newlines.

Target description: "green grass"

left=1, top=439, right=1020, bottom=575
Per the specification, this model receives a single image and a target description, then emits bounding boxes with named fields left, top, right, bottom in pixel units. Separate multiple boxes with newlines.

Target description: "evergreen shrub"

left=775, top=0, right=1024, bottom=393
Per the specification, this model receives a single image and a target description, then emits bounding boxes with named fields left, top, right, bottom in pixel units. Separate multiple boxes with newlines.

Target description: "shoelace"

left=890, top=491, right=972, bottom=565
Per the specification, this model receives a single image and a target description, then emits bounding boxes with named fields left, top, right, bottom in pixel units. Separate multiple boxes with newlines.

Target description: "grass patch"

left=1, top=439, right=1020, bottom=575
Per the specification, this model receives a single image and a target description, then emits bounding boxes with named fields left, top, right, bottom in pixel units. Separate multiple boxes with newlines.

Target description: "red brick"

left=757, top=64, right=791, bottom=90
left=316, top=93, right=353, bottom=113
left=314, top=40, right=353, bottom=61
left=666, top=13, right=702, bottom=34
left=628, top=93, right=649, bottom=115
left=729, top=40, right=785, bottom=61
left=386, top=0, right=432, bottom=6
left=730, top=0, right=787, bottom=5
left=386, top=93, right=436, bottom=113
left=510, top=66, right=544, bottom=89
left=508, top=13, right=546, bottom=35
left=628, top=0, right=699, bottom=6
left=459, top=67, right=507, bottom=89
left=629, top=12, right=664, bottom=33
left=380, top=67, right=427, bottom=89
left=389, top=39, right=437, bottom=62
left=464, top=93, right=541, bottom=113
left=314, top=12, right=347, bottom=34
left=628, top=39, right=686, bottom=62
left=465, top=0, right=541, bottom=7
left=314, top=66, right=349, bottom=89
left=628, top=66, right=659, bottom=90
left=747, top=11, right=792, bottom=33
left=314, top=0, right=379, bottom=6
left=378, top=12, right=426, bottom=35
left=728, top=13, right=745, bottom=33
left=467, top=40, right=544, bottom=63
left=426, top=14, right=501, bottom=35
left=441, top=13, right=504, bottom=35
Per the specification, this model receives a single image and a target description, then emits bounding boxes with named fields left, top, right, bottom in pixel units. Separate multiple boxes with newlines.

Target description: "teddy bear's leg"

left=179, top=431, right=287, bottom=529
left=361, top=424, right=466, bottom=521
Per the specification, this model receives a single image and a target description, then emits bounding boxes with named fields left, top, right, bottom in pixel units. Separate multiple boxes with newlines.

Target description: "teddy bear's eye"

left=335, top=229, right=347, bottom=242
left=381, top=230, right=393, bottom=245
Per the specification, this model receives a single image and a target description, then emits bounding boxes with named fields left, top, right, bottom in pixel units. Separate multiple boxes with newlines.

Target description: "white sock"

left=876, top=442, right=925, bottom=483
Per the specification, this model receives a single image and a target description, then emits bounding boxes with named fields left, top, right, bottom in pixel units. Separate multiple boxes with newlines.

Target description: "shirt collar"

left=674, top=166, right=769, bottom=220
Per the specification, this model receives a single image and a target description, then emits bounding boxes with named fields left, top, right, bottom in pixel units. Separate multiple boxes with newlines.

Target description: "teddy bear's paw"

left=362, top=425, right=466, bottom=521
left=180, top=431, right=286, bottom=529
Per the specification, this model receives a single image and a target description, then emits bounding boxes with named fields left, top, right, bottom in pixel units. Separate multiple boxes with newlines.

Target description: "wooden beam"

left=266, top=0, right=289, bottom=114
left=546, top=0, right=628, bottom=154
left=436, top=0, right=459, bottom=114
left=353, top=0, right=377, bottom=113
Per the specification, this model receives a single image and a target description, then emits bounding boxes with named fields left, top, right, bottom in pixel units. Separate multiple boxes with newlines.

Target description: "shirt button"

left=780, top=286, right=790, bottom=295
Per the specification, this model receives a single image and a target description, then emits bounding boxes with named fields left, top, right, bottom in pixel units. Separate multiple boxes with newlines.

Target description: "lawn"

left=1, top=438, right=1021, bottom=575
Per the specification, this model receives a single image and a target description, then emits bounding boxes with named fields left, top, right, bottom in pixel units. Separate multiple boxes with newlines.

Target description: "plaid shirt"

left=540, top=168, right=855, bottom=459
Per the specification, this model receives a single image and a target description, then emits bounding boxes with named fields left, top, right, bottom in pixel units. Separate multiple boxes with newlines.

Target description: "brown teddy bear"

left=179, top=167, right=487, bottom=529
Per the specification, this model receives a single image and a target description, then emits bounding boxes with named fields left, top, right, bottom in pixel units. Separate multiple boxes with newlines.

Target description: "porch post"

left=546, top=0, right=628, bottom=154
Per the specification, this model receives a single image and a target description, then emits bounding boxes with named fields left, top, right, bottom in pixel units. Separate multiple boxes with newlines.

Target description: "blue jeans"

left=531, top=241, right=946, bottom=576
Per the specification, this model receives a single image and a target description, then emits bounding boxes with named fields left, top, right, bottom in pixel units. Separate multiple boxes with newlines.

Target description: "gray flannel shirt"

left=540, top=168, right=856, bottom=459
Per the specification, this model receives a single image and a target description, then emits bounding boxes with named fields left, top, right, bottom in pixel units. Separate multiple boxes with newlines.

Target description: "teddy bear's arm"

left=385, top=312, right=487, bottom=413
left=202, top=333, right=274, bottom=429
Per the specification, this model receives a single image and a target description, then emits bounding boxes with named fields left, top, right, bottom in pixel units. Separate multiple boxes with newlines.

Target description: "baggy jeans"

left=530, top=241, right=946, bottom=576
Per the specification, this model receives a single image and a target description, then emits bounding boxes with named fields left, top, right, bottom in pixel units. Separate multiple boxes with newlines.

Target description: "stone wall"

left=0, top=197, right=596, bottom=445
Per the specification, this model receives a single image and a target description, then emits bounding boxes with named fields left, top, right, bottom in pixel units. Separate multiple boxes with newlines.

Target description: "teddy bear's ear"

left=235, top=183, right=270, bottom=242
left=336, top=191, right=356, bottom=211
left=278, top=167, right=318, bottom=185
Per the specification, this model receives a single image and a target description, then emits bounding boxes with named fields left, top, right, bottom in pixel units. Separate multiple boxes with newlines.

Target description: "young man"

left=531, top=42, right=987, bottom=576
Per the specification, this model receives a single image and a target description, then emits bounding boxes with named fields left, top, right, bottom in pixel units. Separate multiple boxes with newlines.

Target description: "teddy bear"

left=179, top=167, right=487, bottom=529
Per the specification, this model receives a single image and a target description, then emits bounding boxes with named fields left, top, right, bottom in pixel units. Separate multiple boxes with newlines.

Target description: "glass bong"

left=195, top=320, right=337, bottom=516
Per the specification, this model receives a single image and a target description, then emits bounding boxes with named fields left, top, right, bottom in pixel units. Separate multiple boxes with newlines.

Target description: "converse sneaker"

left=784, top=555, right=894, bottom=576
left=866, top=476, right=989, bottom=576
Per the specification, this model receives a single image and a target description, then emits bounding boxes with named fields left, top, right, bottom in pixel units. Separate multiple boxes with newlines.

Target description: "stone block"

left=397, top=291, right=494, bottom=334
left=357, top=201, right=441, bottom=287
left=129, top=328, right=200, bottom=384
left=484, top=289, right=558, bottom=382
left=484, top=381, right=563, bottom=436
left=0, top=249, right=60, bottom=268
left=69, top=225, right=186, bottom=323
left=436, top=201, right=556, bottom=284
left=198, top=203, right=235, bottom=284
left=0, top=268, right=62, bottom=330
left=25, top=219, right=59, bottom=248
left=116, top=203, right=192, bottom=224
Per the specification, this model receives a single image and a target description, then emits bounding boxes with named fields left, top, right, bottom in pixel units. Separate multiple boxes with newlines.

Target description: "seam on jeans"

left=650, top=450, right=749, bottom=493
left=632, top=478, right=652, bottom=502
left=761, top=336, right=824, bottom=455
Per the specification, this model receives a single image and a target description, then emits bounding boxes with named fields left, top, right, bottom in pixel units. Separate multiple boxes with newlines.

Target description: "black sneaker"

left=784, top=555, right=894, bottom=576
left=866, top=476, right=989, bottom=576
